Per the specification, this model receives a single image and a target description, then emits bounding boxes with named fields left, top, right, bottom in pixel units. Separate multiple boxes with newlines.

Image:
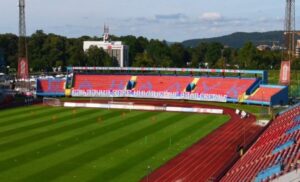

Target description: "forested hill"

left=182, top=31, right=284, bottom=48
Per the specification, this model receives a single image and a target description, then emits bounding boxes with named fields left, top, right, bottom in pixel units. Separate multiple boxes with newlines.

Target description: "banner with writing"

left=18, top=58, right=29, bottom=79
left=71, top=89, right=227, bottom=102
left=279, top=61, right=291, bottom=85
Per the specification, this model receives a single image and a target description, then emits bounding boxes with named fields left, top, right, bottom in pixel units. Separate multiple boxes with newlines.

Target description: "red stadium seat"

left=193, top=77, right=257, bottom=98
left=247, top=87, right=282, bottom=102
left=37, top=79, right=65, bottom=95
left=221, top=105, right=300, bottom=181
left=134, top=75, right=193, bottom=92
left=73, top=74, right=131, bottom=91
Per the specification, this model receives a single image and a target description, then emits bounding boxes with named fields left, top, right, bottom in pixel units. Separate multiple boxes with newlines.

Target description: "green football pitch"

left=0, top=105, right=229, bottom=182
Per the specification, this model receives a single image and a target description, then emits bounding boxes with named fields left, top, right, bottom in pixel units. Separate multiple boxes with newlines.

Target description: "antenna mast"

left=103, top=24, right=110, bottom=42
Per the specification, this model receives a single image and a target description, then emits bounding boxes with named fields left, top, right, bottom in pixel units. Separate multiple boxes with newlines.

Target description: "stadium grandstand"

left=221, top=103, right=300, bottom=181
left=36, top=78, right=66, bottom=96
left=36, top=67, right=288, bottom=106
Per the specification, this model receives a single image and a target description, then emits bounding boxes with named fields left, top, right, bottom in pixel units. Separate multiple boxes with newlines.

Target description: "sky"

left=0, top=0, right=299, bottom=42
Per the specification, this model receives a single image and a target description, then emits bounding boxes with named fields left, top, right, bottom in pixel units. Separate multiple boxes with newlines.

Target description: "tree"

left=0, top=31, right=287, bottom=72
left=28, top=30, right=47, bottom=71
left=238, top=42, right=259, bottom=69
left=120, top=35, right=148, bottom=66
left=170, top=43, right=190, bottom=67
left=204, top=42, right=223, bottom=68
left=66, top=38, right=85, bottom=66
left=189, top=43, right=208, bottom=68
left=146, top=39, right=171, bottom=66
left=86, top=46, right=104, bottom=66
left=159, top=56, right=172, bottom=67
left=133, top=52, right=154, bottom=67
left=0, top=34, right=18, bottom=69
left=215, top=57, right=226, bottom=68
left=85, top=46, right=117, bottom=67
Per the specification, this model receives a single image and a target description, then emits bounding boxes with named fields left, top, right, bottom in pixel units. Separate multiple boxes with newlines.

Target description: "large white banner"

left=71, top=89, right=227, bottom=102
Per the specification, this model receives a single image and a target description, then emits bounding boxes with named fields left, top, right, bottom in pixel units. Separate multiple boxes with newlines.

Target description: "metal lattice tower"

left=284, top=0, right=296, bottom=60
left=19, top=0, right=27, bottom=58
left=18, top=0, right=29, bottom=80
left=19, top=0, right=26, bottom=38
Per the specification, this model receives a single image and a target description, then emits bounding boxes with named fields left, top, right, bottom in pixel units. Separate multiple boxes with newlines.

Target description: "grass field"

left=0, top=105, right=229, bottom=182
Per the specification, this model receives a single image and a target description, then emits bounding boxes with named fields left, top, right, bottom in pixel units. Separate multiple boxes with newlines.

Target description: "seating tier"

left=73, top=74, right=131, bottom=90
left=248, top=87, right=282, bottom=102
left=193, top=77, right=256, bottom=98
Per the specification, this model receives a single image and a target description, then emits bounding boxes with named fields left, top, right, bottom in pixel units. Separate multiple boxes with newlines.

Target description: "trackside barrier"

left=63, top=102, right=224, bottom=114
left=165, top=107, right=223, bottom=114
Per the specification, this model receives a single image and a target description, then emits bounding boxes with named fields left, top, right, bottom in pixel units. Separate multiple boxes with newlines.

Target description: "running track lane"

left=140, top=105, right=263, bottom=182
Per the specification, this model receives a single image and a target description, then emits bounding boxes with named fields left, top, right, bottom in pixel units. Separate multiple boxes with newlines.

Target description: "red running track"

left=133, top=101, right=264, bottom=182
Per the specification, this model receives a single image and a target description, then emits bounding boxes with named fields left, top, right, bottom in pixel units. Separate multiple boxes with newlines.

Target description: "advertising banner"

left=18, top=57, right=29, bottom=79
left=279, top=61, right=291, bottom=85
left=71, top=89, right=227, bottom=102
left=64, top=102, right=224, bottom=114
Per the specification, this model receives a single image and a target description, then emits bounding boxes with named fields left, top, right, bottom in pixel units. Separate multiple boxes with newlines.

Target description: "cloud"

left=200, top=12, right=222, bottom=21
left=124, top=13, right=188, bottom=25
left=24, top=12, right=285, bottom=42
left=155, top=13, right=187, bottom=21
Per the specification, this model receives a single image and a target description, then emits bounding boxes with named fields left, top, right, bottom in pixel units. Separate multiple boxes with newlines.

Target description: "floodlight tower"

left=279, top=0, right=296, bottom=86
left=18, top=0, right=29, bottom=79
left=284, top=0, right=296, bottom=60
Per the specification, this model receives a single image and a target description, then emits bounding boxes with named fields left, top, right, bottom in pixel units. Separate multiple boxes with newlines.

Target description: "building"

left=256, top=44, right=271, bottom=51
left=83, top=41, right=129, bottom=67
left=83, top=25, right=129, bottom=67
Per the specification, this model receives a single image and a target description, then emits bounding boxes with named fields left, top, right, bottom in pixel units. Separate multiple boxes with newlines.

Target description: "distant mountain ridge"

left=182, top=31, right=285, bottom=48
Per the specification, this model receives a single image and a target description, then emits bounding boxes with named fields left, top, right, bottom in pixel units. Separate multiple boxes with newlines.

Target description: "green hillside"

left=182, top=31, right=284, bottom=48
